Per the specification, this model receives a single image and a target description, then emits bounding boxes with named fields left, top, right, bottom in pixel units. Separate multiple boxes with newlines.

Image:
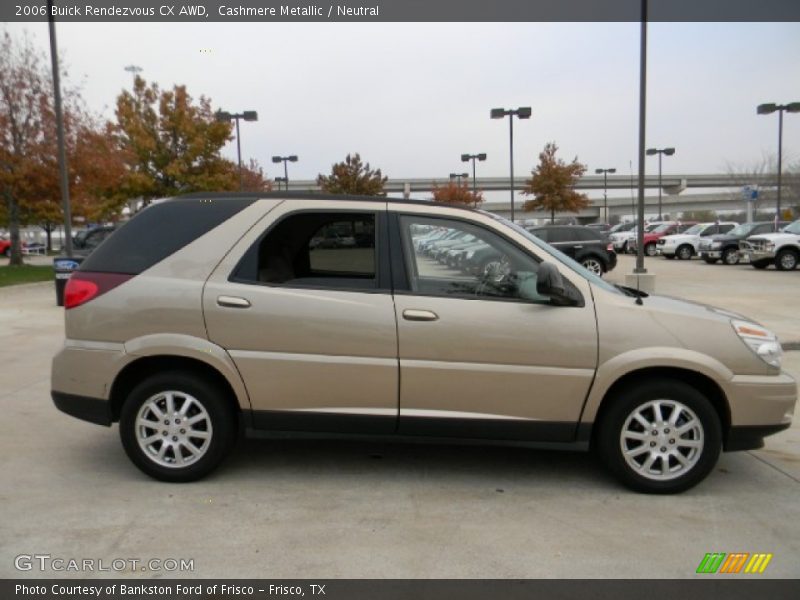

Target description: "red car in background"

left=630, top=221, right=698, bottom=256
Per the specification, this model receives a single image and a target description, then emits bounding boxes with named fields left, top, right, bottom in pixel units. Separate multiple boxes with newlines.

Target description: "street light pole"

left=646, top=147, right=675, bottom=220
left=461, top=153, right=486, bottom=195
left=491, top=107, right=531, bottom=223
left=215, top=110, right=258, bottom=191
left=595, top=168, right=616, bottom=223
left=124, top=64, right=142, bottom=87
left=757, top=102, right=800, bottom=224
left=272, top=156, right=299, bottom=188
left=47, top=0, right=73, bottom=257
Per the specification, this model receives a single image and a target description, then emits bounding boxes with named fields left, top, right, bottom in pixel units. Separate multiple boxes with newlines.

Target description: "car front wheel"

left=722, top=248, right=740, bottom=265
left=597, top=379, right=721, bottom=494
left=581, top=256, right=605, bottom=276
left=645, top=243, right=657, bottom=257
left=119, top=371, right=237, bottom=482
left=775, top=248, right=798, bottom=271
left=677, top=245, right=694, bottom=260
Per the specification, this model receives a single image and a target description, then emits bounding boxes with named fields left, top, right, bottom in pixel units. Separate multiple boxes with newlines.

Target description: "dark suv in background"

left=699, top=221, right=790, bottom=265
left=526, top=225, right=617, bottom=276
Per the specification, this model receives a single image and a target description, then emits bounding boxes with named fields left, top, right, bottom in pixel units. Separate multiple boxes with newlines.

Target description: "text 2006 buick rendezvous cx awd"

left=51, top=193, right=796, bottom=493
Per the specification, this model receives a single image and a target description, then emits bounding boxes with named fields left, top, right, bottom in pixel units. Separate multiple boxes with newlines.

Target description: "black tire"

left=775, top=248, right=798, bottom=271
left=676, top=245, right=694, bottom=260
left=596, top=379, right=722, bottom=494
left=702, top=257, right=718, bottom=264
left=580, top=255, right=606, bottom=276
left=721, top=247, right=739, bottom=266
left=119, top=371, right=237, bottom=482
left=751, top=260, right=769, bottom=270
left=645, top=243, right=657, bottom=257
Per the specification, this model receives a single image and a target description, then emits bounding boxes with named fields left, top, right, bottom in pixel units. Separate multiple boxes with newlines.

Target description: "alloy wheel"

left=135, top=391, right=213, bottom=468
left=619, top=399, right=704, bottom=481
left=582, top=258, right=604, bottom=276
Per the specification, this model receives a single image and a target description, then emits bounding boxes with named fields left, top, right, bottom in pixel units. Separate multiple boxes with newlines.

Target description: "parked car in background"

left=586, top=223, right=612, bottom=234
left=629, top=222, right=698, bottom=257
left=73, top=226, right=116, bottom=256
left=610, top=221, right=667, bottom=254
left=526, top=225, right=617, bottom=276
left=51, top=192, right=797, bottom=493
left=1, top=236, right=28, bottom=257
left=608, top=221, right=638, bottom=253
left=741, top=219, right=800, bottom=271
left=699, top=221, right=790, bottom=265
left=656, top=222, right=737, bottom=260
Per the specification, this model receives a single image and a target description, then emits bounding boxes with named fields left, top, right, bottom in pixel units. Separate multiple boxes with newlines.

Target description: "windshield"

left=682, top=224, right=703, bottom=235
left=730, top=223, right=755, bottom=237
left=784, top=220, right=800, bottom=235
left=485, top=213, right=622, bottom=295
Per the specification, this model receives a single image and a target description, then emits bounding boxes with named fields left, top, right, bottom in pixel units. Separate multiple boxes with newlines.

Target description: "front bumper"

left=742, top=249, right=776, bottom=262
left=724, top=370, right=796, bottom=450
left=656, top=246, right=676, bottom=256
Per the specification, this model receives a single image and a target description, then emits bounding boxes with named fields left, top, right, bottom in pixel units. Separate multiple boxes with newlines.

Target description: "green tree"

left=317, top=153, right=387, bottom=195
left=430, top=181, right=483, bottom=207
left=114, top=77, right=236, bottom=204
left=521, top=142, right=590, bottom=223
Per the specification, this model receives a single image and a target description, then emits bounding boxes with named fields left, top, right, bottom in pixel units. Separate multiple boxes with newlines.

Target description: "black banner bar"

left=4, top=580, right=800, bottom=600
left=4, top=0, right=800, bottom=23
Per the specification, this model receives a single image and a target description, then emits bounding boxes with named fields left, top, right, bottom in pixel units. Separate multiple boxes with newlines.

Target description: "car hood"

left=747, top=233, right=799, bottom=243
left=660, top=234, right=696, bottom=243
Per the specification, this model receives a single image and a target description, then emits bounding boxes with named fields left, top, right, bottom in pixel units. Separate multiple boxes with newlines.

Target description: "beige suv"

left=51, top=193, right=797, bottom=493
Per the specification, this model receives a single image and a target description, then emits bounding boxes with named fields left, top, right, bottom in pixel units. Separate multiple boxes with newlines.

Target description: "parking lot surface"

left=1, top=257, right=798, bottom=578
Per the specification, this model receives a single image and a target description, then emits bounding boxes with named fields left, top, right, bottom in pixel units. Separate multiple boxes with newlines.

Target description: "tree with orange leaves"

left=430, top=181, right=483, bottom=208
left=521, top=142, right=589, bottom=224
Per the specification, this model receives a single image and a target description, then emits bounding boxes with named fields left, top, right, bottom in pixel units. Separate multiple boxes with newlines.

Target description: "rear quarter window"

left=79, top=196, right=256, bottom=275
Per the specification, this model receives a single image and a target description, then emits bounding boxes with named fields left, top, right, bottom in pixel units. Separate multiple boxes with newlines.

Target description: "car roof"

left=171, top=191, right=480, bottom=213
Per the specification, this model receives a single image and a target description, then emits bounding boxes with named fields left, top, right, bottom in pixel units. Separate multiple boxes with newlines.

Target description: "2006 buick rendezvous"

left=51, top=193, right=797, bottom=493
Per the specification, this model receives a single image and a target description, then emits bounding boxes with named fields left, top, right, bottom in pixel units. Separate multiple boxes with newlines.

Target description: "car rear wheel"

left=722, top=248, right=739, bottom=265
left=645, top=243, right=657, bottom=257
left=676, top=245, right=694, bottom=260
left=597, top=379, right=721, bottom=494
left=119, top=371, right=237, bottom=482
left=775, top=248, right=798, bottom=271
left=581, top=256, right=605, bottom=276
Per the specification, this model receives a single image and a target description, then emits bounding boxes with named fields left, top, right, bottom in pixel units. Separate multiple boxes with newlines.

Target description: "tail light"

left=64, top=272, right=133, bottom=309
left=606, top=243, right=613, bottom=251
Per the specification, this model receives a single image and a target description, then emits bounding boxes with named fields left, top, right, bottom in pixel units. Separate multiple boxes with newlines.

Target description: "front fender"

left=579, top=346, right=733, bottom=424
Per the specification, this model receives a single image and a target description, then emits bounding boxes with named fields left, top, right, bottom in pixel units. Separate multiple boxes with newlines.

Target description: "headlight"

left=465, top=250, right=476, bottom=260
left=765, top=243, right=775, bottom=251
left=732, top=319, right=782, bottom=368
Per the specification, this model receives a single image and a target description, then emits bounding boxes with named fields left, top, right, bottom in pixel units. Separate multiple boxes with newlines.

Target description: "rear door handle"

left=403, top=309, right=438, bottom=322
left=573, top=245, right=583, bottom=249
left=217, top=295, right=251, bottom=309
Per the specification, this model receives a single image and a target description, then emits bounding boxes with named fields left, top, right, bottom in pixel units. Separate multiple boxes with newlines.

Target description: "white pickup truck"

left=657, top=222, right=738, bottom=260
left=740, top=219, right=800, bottom=271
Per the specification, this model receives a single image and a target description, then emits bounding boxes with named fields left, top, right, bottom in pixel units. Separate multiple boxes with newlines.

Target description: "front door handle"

left=403, top=309, right=438, bottom=322
left=217, top=295, right=251, bottom=309
left=573, top=244, right=583, bottom=249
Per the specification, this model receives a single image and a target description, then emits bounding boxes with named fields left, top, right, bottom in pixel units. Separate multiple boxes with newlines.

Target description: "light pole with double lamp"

left=491, top=107, right=531, bottom=222
left=274, top=177, right=287, bottom=191
left=645, top=147, right=674, bottom=220
left=215, top=110, right=258, bottom=191
left=757, top=102, right=800, bottom=225
left=272, top=155, right=299, bottom=188
left=460, top=153, right=486, bottom=195
left=449, top=173, right=469, bottom=185
left=595, top=168, right=616, bottom=224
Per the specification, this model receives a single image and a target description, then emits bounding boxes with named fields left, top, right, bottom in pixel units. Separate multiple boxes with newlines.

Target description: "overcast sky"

left=6, top=21, right=800, bottom=184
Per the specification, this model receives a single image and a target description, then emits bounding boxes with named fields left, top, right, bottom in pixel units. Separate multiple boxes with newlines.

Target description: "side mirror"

left=536, top=262, right=577, bottom=306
